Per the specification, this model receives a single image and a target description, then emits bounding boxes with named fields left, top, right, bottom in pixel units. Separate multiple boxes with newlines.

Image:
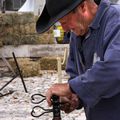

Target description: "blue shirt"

left=67, top=0, right=120, bottom=119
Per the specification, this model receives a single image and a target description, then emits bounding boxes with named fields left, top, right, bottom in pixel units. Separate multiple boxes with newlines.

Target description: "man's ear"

left=78, top=1, right=87, bottom=13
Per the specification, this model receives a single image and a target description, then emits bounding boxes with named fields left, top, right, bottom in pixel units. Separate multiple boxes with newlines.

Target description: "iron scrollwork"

left=31, top=93, right=61, bottom=120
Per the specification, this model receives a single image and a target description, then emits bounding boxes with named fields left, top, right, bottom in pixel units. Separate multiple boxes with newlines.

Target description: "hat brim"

left=36, top=0, right=83, bottom=34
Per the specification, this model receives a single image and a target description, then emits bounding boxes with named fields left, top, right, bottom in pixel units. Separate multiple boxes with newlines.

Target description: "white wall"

left=34, top=0, right=45, bottom=15
left=0, top=45, right=69, bottom=58
left=117, top=0, right=120, bottom=4
left=18, top=0, right=45, bottom=15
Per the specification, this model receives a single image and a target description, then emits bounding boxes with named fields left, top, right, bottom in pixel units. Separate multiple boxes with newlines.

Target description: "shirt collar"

left=89, top=0, right=111, bottom=29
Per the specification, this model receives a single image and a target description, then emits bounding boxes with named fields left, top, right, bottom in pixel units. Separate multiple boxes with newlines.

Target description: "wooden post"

left=57, top=57, right=62, bottom=83
left=57, top=47, right=68, bottom=83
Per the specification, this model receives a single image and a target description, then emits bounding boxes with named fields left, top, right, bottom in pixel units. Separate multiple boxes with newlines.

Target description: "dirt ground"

left=0, top=71, right=85, bottom=120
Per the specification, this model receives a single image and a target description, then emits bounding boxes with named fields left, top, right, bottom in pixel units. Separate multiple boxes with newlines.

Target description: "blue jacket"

left=67, top=0, right=120, bottom=120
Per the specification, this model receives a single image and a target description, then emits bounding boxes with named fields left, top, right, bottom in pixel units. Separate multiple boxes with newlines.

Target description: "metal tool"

left=52, top=95, right=61, bottom=120
left=31, top=93, right=46, bottom=104
left=31, top=93, right=61, bottom=120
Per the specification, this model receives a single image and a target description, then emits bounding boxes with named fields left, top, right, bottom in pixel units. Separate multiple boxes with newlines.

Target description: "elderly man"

left=36, top=0, right=120, bottom=119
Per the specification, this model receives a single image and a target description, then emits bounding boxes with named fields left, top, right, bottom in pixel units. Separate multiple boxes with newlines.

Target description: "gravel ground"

left=0, top=71, right=86, bottom=120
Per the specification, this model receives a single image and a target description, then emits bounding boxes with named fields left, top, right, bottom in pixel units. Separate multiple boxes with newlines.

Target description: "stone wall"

left=0, top=12, right=54, bottom=47
left=0, top=44, right=69, bottom=58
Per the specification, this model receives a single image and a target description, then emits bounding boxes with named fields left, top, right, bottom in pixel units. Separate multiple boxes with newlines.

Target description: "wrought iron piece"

left=31, top=93, right=46, bottom=104
left=31, top=94, right=61, bottom=119
left=52, top=95, right=61, bottom=119
left=31, top=105, right=53, bottom=117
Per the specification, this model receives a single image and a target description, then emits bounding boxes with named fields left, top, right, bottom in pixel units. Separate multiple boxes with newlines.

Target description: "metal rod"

left=0, top=90, right=14, bottom=98
left=0, top=75, right=17, bottom=91
left=12, top=52, right=28, bottom=93
left=31, top=93, right=46, bottom=104
left=52, top=95, right=61, bottom=120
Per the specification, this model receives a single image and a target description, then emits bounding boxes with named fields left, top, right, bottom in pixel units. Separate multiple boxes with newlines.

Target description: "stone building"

left=0, top=0, right=26, bottom=11
left=18, top=0, right=45, bottom=15
left=0, top=0, right=119, bottom=14
left=0, top=0, right=45, bottom=15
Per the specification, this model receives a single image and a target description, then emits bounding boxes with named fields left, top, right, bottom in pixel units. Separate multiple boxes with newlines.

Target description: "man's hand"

left=46, top=83, right=73, bottom=106
left=60, top=94, right=80, bottom=113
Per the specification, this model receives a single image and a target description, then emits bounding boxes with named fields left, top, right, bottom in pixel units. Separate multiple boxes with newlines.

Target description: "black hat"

left=36, top=0, right=83, bottom=34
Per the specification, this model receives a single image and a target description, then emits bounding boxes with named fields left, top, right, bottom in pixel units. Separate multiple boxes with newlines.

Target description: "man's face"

left=59, top=1, right=95, bottom=36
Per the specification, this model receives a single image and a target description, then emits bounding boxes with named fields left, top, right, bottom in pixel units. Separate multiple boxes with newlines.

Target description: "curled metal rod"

left=31, top=105, right=53, bottom=117
left=31, top=94, right=61, bottom=120
left=31, top=93, right=46, bottom=104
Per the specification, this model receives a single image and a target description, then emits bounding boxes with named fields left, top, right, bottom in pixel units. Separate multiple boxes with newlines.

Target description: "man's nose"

left=61, top=24, right=69, bottom=32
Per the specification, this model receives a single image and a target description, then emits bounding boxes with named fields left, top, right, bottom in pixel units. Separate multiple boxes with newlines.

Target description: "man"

left=36, top=0, right=120, bottom=119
